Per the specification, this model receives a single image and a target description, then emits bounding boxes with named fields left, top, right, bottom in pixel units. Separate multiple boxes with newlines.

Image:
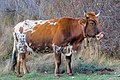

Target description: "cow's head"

left=84, top=11, right=104, bottom=40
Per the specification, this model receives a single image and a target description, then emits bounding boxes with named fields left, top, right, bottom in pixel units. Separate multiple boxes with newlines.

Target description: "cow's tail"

left=11, top=33, right=17, bottom=71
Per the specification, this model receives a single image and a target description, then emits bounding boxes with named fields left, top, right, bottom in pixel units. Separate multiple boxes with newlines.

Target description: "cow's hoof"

left=54, top=74, right=63, bottom=77
left=68, top=73, right=74, bottom=76
left=24, top=71, right=29, bottom=74
left=17, top=74, right=23, bottom=77
left=27, top=71, right=29, bottom=74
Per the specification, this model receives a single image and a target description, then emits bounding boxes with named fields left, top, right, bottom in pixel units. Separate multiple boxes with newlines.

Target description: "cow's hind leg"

left=15, top=54, right=22, bottom=77
left=54, top=52, right=61, bottom=77
left=21, top=53, right=29, bottom=74
left=66, top=55, right=73, bottom=76
left=15, top=53, right=29, bottom=77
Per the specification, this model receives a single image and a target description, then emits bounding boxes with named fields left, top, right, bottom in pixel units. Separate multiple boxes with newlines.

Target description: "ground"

left=0, top=72, right=120, bottom=80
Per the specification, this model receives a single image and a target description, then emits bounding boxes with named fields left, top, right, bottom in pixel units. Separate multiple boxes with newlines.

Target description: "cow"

left=12, top=11, right=104, bottom=77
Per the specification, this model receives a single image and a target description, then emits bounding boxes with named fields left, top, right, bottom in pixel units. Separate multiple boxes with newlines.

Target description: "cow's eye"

left=89, top=20, right=95, bottom=25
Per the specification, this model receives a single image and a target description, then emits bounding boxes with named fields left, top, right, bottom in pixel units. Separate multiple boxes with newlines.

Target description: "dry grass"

left=76, top=38, right=120, bottom=66
left=0, top=26, right=13, bottom=58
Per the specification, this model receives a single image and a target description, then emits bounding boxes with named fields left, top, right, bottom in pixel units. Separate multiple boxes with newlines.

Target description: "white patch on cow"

left=48, top=22, right=57, bottom=25
left=25, top=42, right=34, bottom=53
left=23, top=20, right=36, bottom=33
left=65, top=44, right=73, bottom=56
left=54, top=22, right=57, bottom=25
left=38, top=20, right=48, bottom=25
left=14, top=20, right=39, bottom=34
left=14, top=19, right=48, bottom=34
left=28, top=43, right=32, bottom=46
left=15, top=33, right=26, bottom=54
left=25, top=20, right=36, bottom=27
left=52, top=43, right=62, bottom=54
left=16, top=42, right=26, bottom=53
left=23, top=20, right=48, bottom=33
left=17, top=33, right=26, bottom=42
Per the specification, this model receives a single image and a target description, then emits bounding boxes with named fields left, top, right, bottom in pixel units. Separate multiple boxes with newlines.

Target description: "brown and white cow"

left=12, top=11, right=104, bottom=77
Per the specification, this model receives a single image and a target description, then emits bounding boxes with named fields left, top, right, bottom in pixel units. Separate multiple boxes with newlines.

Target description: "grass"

left=0, top=42, right=119, bottom=80
left=0, top=53, right=120, bottom=80
left=0, top=55, right=120, bottom=80
left=0, top=72, right=120, bottom=80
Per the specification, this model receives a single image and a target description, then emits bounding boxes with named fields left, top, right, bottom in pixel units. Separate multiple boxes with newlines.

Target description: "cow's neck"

left=77, top=18, right=88, bottom=43
left=70, top=31, right=85, bottom=45
left=76, top=33, right=85, bottom=44
left=79, top=18, right=88, bottom=35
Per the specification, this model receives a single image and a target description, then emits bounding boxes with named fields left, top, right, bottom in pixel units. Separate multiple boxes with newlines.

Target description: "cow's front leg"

left=66, top=55, right=73, bottom=76
left=54, top=52, right=61, bottom=77
left=52, top=44, right=62, bottom=76
left=65, top=44, right=73, bottom=76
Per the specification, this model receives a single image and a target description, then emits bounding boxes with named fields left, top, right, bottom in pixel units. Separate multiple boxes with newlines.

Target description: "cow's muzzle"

left=96, top=32, right=105, bottom=40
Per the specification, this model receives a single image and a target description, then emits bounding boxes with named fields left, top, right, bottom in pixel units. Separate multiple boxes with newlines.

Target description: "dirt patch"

left=82, top=67, right=114, bottom=75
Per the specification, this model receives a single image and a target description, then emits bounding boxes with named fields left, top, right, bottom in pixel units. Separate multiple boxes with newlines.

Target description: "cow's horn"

left=83, top=11, right=86, bottom=16
left=84, top=11, right=89, bottom=17
left=95, top=11, right=100, bottom=17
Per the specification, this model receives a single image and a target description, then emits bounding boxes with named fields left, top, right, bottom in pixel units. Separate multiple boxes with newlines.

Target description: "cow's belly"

left=27, top=40, right=52, bottom=53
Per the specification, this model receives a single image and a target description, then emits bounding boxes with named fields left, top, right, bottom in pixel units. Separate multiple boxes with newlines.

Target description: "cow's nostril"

left=96, top=35, right=99, bottom=38
left=96, top=35, right=100, bottom=40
